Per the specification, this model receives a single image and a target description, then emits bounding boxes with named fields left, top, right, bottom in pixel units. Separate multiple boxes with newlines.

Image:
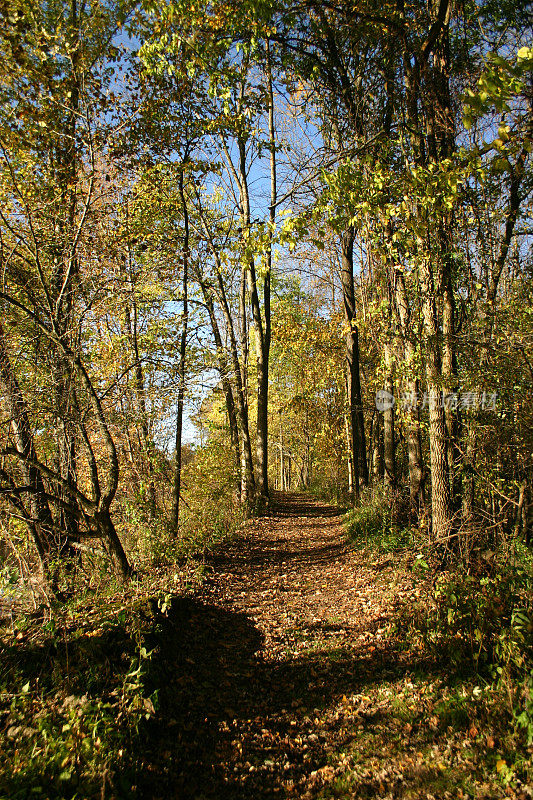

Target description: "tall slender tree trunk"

left=237, top=262, right=254, bottom=505
left=211, top=265, right=254, bottom=503
left=254, top=37, right=276, bottom=511
left=341, top=227, right=368, bottom=502
left=237, top=129, right=270, bottom=509
left=405, top=378, right=425, bottom=514
left=197, top=274, right=241, bottom=477
left=172, top=167, right=189, bottom=531
left=382, top=346, right=396, bottom=490
left=400, top=0, right=455, bottom=543
left=442, top=266, right=461, bottom=506
left=51, top=0, right=82, bottom=545
left=372, top=409, right=384, bottom=483
left=279, top=409, right=285, bottom=491
left=304, top=406, right=311, bottom=488
left=461, top=420, right=475, bottom=524
left=345, top=411, right=354, bottom=497
left=123, top=224, right=156, bottom=517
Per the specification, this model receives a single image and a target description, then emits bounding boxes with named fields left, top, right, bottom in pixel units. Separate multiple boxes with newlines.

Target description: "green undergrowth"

left=0, top=483, right=245, bottom=799
left=0, top=593, right=155, bottom=798
left=344, top=488, right=414, bottom=554
left=0, top=557, right=215, bottom=799
left=309, top=480, right=350, bottom=508
left=121, top=499, right=244, bottom=572
left=342, top=493, right=533, bottom=796
left=402, top=563, right=533, bottom=765
left=0, top=446, right=247, bottom=799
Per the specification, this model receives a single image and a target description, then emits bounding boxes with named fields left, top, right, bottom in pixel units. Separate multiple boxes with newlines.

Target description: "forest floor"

left=136, top=492, right=530, bottom=800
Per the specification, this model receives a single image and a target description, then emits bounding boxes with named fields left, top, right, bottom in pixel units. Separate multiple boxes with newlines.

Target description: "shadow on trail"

left=211, top=538, right=349, bottom=573
left=209, top=494, right=349, bottom=576
left=271, top=492, right=346, bottom=519
left=134, top=493, right=452, bottom=798
left=136, top=596, right=442, bottom=800
left=137, top=597, right=262, bottom=798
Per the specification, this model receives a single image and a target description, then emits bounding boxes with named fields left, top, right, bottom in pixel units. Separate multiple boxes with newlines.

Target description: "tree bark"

left=419, top=252, right=453, bottom=542
left=399, top=0, right=454, bottom=542
left=254, top=37, right=275, bottom=510
left=394, top=266, right=425, bottom=514
left=382, top=376, right=396, bottom=489
left=123, top=227, right=156, bottom=517
left=196, top=210, right=255, bottom=500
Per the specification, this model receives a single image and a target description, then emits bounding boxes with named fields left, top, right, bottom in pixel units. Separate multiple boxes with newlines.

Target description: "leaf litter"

left=136, top=493, right=531, bottom=800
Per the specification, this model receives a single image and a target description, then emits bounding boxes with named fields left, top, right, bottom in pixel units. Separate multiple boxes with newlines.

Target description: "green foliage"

left=345, top=489, right=413, bottom=554
left=433, top=691, right=471, bottom=730
left=411, top=564, right=532, bottom=682
left=122, top=503, right=177, bottom=569
left=463, top=47, right=533, bottom=132
left=0, top=598, right=158, bottom=798
left=396, top=559, right=533, bottom=758
left=515, top=672, right=533, bottom=746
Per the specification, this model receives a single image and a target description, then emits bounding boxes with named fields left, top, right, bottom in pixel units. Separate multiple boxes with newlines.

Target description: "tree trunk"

left=210, top=265, right=255, bottom=503
left=171, top=167, right=189, bottom=531
left=405, top=378, right=425, bottom=515
left=279, top=409, right=285, bottom=491
left=197, top=275, right=241, bottom=477
left=50, top=0, right=82, bottom=544
left=237, top=262, right=255, bottom=504
left=123, top=231, right=156, bottom=517
left=397, top=0, right=455, bottom=543
left=238, top=126, right=270, bottom=510
left=442, top=267, right=461, bottom=508
left=0, top=321, right=56, bottom=566
left=382, top=342, right=396, bottom=489
left=97, top=510, right=132, bottom=580
left=419, top=253, right=453, bottom=543
left=371, top=409, right=384, bottom=483
left=345, top=411, right=354, bottom=497
left=341, top=227, right=368, bottom=501
left=304, top=406, right=311, bottom=488
left=393, top=266, right=425, bottom=514
left=253, top=37, right=275, bottom=511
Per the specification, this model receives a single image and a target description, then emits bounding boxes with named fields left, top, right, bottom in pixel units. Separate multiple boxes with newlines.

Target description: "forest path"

left=136, top=493, right=460, bottom=800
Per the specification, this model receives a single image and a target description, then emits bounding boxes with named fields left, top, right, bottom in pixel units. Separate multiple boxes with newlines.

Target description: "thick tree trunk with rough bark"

left=419, top=255, right=453, bottom=543
left=393, top=267, right=425, bottom=514
left=399, top=0, right=455, bottom=543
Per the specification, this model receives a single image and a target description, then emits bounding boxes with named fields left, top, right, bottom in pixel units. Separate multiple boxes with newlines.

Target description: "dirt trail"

left=136, top=493, right=439, bottom=799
